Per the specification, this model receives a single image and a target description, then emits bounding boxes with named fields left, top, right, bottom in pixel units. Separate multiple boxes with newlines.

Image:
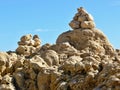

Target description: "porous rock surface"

left=0, top=7, right=120, bottom=90
left=16, top=34, right=41, bottom=56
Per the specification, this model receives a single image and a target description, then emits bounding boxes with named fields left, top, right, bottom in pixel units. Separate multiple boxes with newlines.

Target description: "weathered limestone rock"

left=50, top=42, right=78, bottom=55
left=0, top=7, right=120, bottom=90
left=81, top=21, right=95, bottom=29
left=16, top=34, right=41, bottom=56
left=16, top=45, right=36, bottom=56
left=41, top=50, right=59, bottom=66
left=33, top=35, right=41, bottom=47
left=69, top=7, right=95, bottom=29
left=0, top=52, right=8, bottom=75
left=62, top=56, right=82, bottom=74
left=0, top=74, right=15, bottom=90
left=13, top=70, right=26, bottom=89
left=25, top=56, right=49, bottom=72
left=69, top=20, right=80, bottom=29
left=56, top=28, right=114, bottom=57
left=20, top=34, right=32, bottom=42
left=0, top=52, right=13, bottom=76
left=37, top=70, right=51, bottom=90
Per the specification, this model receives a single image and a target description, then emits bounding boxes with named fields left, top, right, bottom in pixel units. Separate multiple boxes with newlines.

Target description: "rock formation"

left=0, top=7, right=120, bottom=90
left=16, top=34, right=41, bottom=56
left=69, top=7, right=95, bottom=29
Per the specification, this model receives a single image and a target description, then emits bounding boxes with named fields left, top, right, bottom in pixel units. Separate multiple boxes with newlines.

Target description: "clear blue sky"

left=0, top=0, right=120, bottom=51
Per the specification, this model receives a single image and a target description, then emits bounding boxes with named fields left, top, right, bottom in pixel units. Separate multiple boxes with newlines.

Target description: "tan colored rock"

left=81, top=21, right=95, bottom=29
left=0, top=52, right=9, bottom=75
left=18, top=40, right=31, bottom=46
left=50, top=42, right=78, bottom=56
left=16, top=34, right=41, bottom=56
left=0, top=74, right=15, bottom=90
left=62, top=56, right=82, bottom=74
left=50, top=71, right=62, bottom=90
left=16, top=45, right=36, bottom=56
left=16, top=46, right=35, bottom=56
left=0, top=84, right=15, bottom=90
left=77, top=7, right=88, bottom=15
left=16, top=45, right=27, bottom=55
left=78, top=15, right=87, bottom=22
left=86, top=14, right=94, bottom=21
left=56, top=82, right=68, bottom=90
left=33, top=38, right=41, bottom=47
left=69, top=20, right=80, bottom=29
left=41, top=50, right=59, bottom=66
left=20, top=34, right=32, bottom=42
left=56, top=28, right=112, bottom=56
left=26, top=55, right=49, bottom=71
left=37, top=70, right=51, bottom=90
left=25, top=79, right=37, bottom=90
left=69, top=7, right=95, bottom=29
left=0, top=7, right=120, bottom=90
left=33, top=35, right=41, bottom=47
left=39, top=43, right=51, bottom=53
left=13, top=72, right=25, bottom=90
left=1, top=74, right=12, bottom=84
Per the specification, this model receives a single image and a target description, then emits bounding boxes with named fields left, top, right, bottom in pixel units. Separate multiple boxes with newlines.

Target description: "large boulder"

left=56, top=28, right=114, bottom=57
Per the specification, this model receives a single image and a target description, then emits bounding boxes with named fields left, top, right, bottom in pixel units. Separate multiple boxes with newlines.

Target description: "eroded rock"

left=69, top=7, right=95, bottom=29
left=16, top=34, right=41, bottom=56
left=0, top=7, right=120, bottom=90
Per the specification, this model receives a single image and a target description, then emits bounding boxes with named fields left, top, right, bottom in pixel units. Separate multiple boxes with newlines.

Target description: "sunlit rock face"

left=0, top=7, right=120, bottom=90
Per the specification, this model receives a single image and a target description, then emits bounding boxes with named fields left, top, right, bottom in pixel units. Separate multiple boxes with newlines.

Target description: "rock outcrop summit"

left=0, top=7, right=120, bottom=90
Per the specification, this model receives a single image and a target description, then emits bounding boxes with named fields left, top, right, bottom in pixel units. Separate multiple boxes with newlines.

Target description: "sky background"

left=0, top=0, right=120, bottom=51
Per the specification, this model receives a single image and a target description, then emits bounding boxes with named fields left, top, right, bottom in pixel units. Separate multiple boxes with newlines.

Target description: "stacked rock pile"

left=69, top=7, right=95, bottom=29
left=0, top=7, right=120, bottom=90
left=16, top=34, right=41, bottom=56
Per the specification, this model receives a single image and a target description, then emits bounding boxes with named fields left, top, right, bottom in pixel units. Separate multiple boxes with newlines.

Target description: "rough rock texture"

left=69, top=7, right=95, bottom=29
left=0, top=7, right=120, bottom=90
left=16, top=34, right=41, bottom=56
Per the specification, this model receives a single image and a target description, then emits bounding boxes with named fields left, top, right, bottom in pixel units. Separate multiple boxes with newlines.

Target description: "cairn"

left=16, top=34, right=41, bottom=56
left=0, top=7, right=119, bottom=90
left=69, top=7, right=95, bottom=29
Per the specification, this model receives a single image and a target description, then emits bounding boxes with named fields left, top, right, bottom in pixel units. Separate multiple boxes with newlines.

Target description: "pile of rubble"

left=0, top=7, right=120, bottom=90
